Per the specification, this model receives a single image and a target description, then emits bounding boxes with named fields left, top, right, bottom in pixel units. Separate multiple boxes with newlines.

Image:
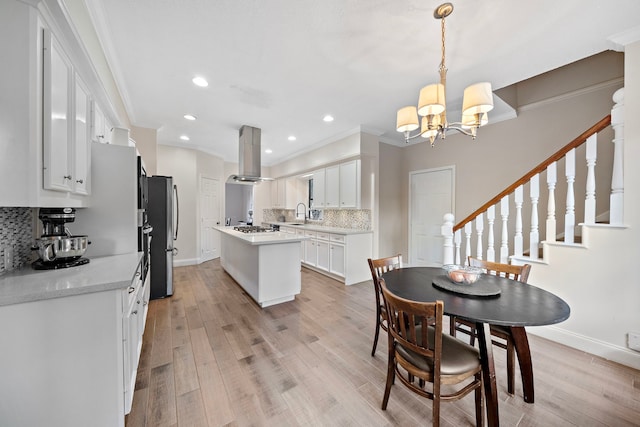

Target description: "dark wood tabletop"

left=381, top=267, right=570, bottom=326
left=381, top=266, right=571, bottom=427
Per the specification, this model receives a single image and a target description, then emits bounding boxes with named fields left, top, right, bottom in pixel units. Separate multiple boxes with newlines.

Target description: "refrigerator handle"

left=173, top=184, right=179, bottom=241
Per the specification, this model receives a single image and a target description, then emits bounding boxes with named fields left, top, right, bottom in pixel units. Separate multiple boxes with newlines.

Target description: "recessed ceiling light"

left=288, top=135, right=297, bottom=141
left=265, top=149, right=273, bottom=154
left=179, top=135, right=190, bottom=141
left=323, top=114, right=334, bottom=122
left=192, top=76, right=208, bottom=87
left=183, top=114, right=197, bottom=121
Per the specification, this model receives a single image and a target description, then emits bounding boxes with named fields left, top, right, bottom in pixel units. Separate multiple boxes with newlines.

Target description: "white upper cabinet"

left=339, top=160, right=360, bottom=208
left=0, top=1, right=107, bottom=207
left=311, top=169, right=325, bottom=209
left=42, top=27, right=91, bottom=196
left=42, top=28, right=73, bottom=192
left=308, top=160, right=361, bottom=211
left=74, top=76, right=91, bottom=195
left=325, top=165, right=340, bottom=208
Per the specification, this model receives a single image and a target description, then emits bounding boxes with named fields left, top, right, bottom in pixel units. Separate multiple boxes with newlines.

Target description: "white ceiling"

left=83, top=0, right=640, bottom=166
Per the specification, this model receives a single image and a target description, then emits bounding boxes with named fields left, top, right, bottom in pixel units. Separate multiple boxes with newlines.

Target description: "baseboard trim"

left=528, top=325, right=640, bottom=370
left=173, top=258, right=198, bottom=267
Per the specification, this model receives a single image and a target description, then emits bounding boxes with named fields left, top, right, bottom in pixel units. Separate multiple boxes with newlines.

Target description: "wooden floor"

left=126, top=259, right=640, bottom=427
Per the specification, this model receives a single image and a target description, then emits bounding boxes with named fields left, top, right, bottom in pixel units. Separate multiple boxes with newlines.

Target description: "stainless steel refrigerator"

left=148, top=176, right=179, bottom=299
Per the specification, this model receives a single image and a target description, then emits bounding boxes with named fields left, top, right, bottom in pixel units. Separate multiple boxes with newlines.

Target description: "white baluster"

left=546, top=162, right=557, bottom=242
left=565, top=148, right=576, bottom=243
left=610, top=88, right=624, bottom=225
left=584, top=134, right=597, bottom=224
left=475, top=213, right=484, bottom=260
left=464, top=223, right=472, bottom=263
left=454, top=229, right=462, bottom=265
left=514, top=186, right=523, bottom=257
left=500, top=195, right=510, bottom=263
left=441, top=213, right=454, bottom=265
left=530, top=174, right=540, bottom=259
left=486, top=206, right=495, bottom=262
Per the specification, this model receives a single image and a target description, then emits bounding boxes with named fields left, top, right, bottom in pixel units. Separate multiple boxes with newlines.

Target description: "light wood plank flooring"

left=126, top=260, right=640, bottom=426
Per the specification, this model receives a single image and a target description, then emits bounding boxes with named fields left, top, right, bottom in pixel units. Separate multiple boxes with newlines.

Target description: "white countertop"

left=265, top=221, right=373, bottom=235
left=0, top=252, right=143, bottom=307
left=216, top=226, right=309, bottom=245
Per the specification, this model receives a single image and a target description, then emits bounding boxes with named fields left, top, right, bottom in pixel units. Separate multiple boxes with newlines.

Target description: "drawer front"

left=305, top=231, right=317, bottom=238
left=330, top=233, right=345, bottom=243
left=317, top=232, right=330, bottom=241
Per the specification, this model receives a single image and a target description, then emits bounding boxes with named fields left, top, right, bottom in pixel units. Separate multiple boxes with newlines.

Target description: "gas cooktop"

left=233, top=225, right=275, bottom=233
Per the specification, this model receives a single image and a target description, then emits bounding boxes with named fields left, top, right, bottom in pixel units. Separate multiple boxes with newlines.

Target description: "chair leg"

left=449, top=316, right=457, bottom=337
left=506, top=339, right=515, bottom=395
left=381, top=353, right=395, bottom=410
left=433, top=381, right=441, bottom=427
left=371, top=320, right=380, bottom=357
left=474, top=372, right=483, bottom=427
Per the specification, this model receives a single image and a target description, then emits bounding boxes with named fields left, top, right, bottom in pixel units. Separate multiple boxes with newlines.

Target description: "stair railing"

left=442, top=88, right=624, bottom=265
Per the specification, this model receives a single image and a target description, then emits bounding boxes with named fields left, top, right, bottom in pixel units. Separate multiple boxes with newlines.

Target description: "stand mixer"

left=32, top=208, right=90, bottom=270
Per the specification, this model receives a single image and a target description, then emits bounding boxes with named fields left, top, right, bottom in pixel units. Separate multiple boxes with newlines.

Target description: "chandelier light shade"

left=396, top=3, right=494, bottom=146
left=396, top=106, right=419, bottom=133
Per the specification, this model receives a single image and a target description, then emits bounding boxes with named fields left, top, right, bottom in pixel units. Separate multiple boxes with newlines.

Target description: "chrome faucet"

left=295, top=202, right=307, bottom=221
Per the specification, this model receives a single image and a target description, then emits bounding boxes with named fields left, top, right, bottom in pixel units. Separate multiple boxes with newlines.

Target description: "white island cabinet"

left=0, top=253, right=146, bottom=427
left=217, top=227, right=309, bottom=307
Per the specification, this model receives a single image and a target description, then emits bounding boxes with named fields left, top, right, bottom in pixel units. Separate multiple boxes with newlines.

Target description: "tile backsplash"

left=263, top=208, right=371, bottom=230
left=0, top=207, right=35, bottom=274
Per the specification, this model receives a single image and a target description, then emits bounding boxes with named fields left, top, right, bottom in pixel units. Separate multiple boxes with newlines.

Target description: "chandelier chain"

left=440, top=14, right=447, bottom=75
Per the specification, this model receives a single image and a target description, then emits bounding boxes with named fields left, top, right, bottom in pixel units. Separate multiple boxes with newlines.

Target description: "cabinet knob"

left=63, top=175, right=72, bottom=180
left=132, top=310, right=138, bottom=315
left=76, top=179, right=84, bottom=184
left=128, top=286, right=135, bottom=293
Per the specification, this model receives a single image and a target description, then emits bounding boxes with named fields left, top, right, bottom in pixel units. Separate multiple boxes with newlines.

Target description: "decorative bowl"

left=442, top=264, right=484, bottom=284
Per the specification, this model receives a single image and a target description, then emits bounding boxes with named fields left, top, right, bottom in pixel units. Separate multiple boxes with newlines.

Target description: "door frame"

left=408, top=165, right=455, bottom=266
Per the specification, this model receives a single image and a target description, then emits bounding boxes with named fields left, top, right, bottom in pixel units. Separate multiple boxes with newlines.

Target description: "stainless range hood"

left=227, top=125, right=272, bottom=184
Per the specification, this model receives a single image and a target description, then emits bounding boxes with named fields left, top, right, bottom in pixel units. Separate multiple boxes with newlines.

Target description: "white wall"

left=157, top=146, right=225, bottom=266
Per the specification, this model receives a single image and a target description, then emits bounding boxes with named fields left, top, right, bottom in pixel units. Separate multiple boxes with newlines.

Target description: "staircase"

left=441, top=88, right=640, bottom=370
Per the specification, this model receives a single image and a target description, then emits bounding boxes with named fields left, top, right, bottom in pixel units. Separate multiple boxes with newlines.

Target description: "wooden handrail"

left=453, top=115, right=612, bottom=232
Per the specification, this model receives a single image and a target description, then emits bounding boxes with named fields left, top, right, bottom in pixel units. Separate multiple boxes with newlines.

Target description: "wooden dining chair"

left=367, top=254, right=403, bottom=357
left=450, top=256, right=532, bottom=396
left=380, top=278, right=483, bottom=427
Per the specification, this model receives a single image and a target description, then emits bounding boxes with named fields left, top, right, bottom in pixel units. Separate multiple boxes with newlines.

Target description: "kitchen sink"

left=288, top=223, right=305, bottom=226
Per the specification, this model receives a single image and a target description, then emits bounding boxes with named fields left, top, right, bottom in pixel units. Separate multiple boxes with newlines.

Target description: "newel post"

left=441, top=213, right=455, bottom=265
left=610, top=88, right=624, bottom=225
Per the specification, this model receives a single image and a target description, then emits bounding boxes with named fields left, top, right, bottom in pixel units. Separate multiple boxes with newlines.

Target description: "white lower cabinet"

left=329, top=236, right=346, bottom=277
left=301, top=229, right=372, bottom=285
left=304, top=231, right=318, bottom=265
left=123, top=259, right=149, bottom=414
left=0, top=255, right=147, bottom=427
left=316, top=232, right=330, bottom=271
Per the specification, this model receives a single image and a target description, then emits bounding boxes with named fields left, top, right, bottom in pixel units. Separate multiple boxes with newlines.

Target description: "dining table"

left=381, top=266, right=570, bottom=427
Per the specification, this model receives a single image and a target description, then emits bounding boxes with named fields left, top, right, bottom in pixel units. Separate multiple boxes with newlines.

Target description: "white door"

left=409, top=167, right=454, bottom=266
left=200, top=176, right=220, bottom=262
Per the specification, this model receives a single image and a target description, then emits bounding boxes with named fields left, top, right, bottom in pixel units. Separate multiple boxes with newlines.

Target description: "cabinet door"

left=92, top=102, right=105, bottom=143
left=296, top=229, right=305, bottom=261
left=43, top=28, right=73, bottom=192
left=329, top=243, right=345, bottom=277
left=304, top=239, right=317, bottom=266
left=73, top=76, right=91, bottom=195
left=325, top=165, right=340, bottom=208
left=317, top=240, right=329, bottom=271
left=339, top=160, right=360, bottom=208
left=311, top=169, right=325, bottom=208
left=276, top=178, right=286, bottom=208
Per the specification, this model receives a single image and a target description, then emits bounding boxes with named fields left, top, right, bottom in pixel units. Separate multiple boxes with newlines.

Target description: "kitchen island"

left=217, top=226, right=309, bottom=307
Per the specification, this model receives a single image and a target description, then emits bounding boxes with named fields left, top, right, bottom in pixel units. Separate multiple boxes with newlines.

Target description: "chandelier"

left=396, top=3, right=494, bottom=146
